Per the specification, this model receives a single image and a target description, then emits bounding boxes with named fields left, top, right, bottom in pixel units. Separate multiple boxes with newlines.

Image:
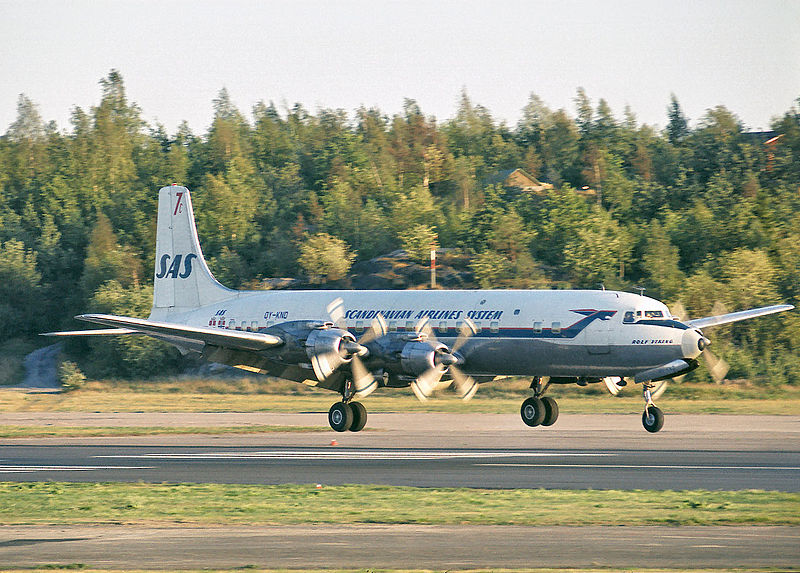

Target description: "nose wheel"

left=642, top=384, right=664, bottom=433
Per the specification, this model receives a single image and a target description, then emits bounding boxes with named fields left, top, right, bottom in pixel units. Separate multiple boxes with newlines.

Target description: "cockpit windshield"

left=623, top=310, right=665, bottom=323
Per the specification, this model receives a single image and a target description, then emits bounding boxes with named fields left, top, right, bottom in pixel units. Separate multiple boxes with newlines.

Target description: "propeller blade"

left=451, top=318, right=477, bottom=353
left=650, top=379, right=669, bottom=400
left=450, top=366, right=478, bottom=401
left=703, top=349, right=730, bottom=384
left=603, top=376, right=624, bottom=396
left=310, top=350, right=339, bottom=383
left=358, top=314, right=387, bottom=345
left=326, top=297, right=347, bottom=330
left=670, top=301, right=687, bottom=322
left=415, top=317, right=435, bottom=341
left=711, top=300, right=729, bottom=318
left=350, top=355, right=378, bottom=399
left=411, top=368, right=443, bottom=401
left=410, top=380, right=429, bottom=401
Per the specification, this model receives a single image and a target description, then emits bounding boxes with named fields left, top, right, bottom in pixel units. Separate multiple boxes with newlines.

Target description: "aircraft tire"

left=642, top=405, right=664, bottom=433
left=541, top=396, right=559, bottom=426
left=520, top=397, right=545, bottom=427
left=348, top=401, right=367, bottom=432
left=329, top=401, right=353, bottom=432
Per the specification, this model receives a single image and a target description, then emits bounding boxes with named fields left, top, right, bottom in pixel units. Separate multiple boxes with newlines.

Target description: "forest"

left=1, top=70, right=798, bottom=383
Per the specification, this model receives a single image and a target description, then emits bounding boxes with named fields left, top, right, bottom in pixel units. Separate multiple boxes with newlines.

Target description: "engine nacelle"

left=400, top=340, right=448, bottom=377
left=305, top=327, right=357, bottom=382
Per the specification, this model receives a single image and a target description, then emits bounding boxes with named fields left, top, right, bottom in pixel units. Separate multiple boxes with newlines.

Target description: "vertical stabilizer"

left=151, top=185, right=235, bottom=315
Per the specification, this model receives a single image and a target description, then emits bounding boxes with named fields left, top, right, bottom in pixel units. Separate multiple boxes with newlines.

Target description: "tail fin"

left=151, top=185, right=234, bottom=315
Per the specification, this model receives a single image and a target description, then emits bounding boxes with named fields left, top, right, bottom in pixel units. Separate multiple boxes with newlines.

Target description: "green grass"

left=2, top=388, right=799, bottom=415
left=1, top=482, right=797, bottom=527
left=0, top=425, right=328, bottom=438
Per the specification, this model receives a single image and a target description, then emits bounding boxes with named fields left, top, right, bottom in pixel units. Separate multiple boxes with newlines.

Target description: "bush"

left=59, top=361, right=86, bottom=391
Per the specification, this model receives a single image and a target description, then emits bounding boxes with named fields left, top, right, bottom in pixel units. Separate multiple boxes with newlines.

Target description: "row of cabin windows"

left=210, top=318, right=567, bottom=336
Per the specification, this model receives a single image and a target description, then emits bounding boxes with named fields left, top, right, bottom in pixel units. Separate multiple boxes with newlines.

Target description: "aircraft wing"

left=686, top=304, right=794, bottom=330
left=44, top=314, right=284, bottom=352
left=43, top=328, right=140, bottom=336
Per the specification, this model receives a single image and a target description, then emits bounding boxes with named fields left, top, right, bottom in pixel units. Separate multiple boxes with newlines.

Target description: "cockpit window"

left=623, top=311, right=635, bottom=323
left=644, top=310, right=664, bottom=318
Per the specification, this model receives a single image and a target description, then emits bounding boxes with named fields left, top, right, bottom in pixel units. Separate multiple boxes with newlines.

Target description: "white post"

left=430, top=246, right=437, bottom=289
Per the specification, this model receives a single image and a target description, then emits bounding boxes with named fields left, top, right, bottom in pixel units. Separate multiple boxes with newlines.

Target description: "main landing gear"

left=328, top=401, right=367, bottom=432
left=642, top=384, right=664, bottom=433
left=520, top=377, right=559, bottom=428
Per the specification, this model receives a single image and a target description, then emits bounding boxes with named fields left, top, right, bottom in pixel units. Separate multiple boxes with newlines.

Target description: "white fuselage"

left=157, top=288, right=701, bottom=378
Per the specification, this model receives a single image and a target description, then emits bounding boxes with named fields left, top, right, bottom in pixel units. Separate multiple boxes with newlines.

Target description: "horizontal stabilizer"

left=687, top=304, right=794, bottom=330
left=42, top=328, right=139, bottom=336
left=70, top=314, right=284, bottom=352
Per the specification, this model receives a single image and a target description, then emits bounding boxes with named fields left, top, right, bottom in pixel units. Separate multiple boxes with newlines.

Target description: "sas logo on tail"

left=156, top=253, right=197, bottom=279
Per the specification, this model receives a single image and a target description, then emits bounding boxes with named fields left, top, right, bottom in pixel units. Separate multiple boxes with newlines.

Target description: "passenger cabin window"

left=490, top=321, right=500, bottom=333
left=355, top=321, right=364, bottom=332
left=405, top=321, right=415, bottom=331
left=438, top=321, right=448, bottom=332
left=228, top=320, right=236, bottom=330
left=551, top=321, right=561, bottom=334
left=388, top=321, right=397, bottom=332
left=533, top=321, right=543, bottom=333
left=251, top=321, right=258, bottom=331
left=473, top=322, right=482, bottom=332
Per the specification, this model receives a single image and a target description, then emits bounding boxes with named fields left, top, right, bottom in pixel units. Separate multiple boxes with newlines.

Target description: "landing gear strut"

left=520, top=377, right=559, bottom=428
left=641, top=384, right=664, bottom=433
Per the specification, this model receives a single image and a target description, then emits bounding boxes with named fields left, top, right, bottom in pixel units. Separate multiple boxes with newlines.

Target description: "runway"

left=2, top=413, right=799, bottom=569
left=2, top=413, right=799, bottom=490
left=2, top=524, right=799, bottom=569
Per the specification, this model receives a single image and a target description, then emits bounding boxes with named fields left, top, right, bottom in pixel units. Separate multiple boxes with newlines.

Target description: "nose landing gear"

left=642, top=384, right=664, bottom=433
left=520, top=377, right=559, bottom=428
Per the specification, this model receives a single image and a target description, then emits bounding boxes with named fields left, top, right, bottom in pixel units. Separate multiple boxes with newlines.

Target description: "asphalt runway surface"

left=2, top=524, right=799, bottom=569
left=2, top=412, right=799, bottom=568
left=2, top=412, right=799, bottom=490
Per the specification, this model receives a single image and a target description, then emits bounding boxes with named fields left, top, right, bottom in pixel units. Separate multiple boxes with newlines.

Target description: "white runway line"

left=94, top=450, right=616, bottom=461
left=477, top=463, right=800, bottom=470
left=0, top=465, right=153, bottom=473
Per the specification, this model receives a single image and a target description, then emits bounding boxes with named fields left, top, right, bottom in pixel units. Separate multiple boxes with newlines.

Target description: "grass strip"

left=1, top=483, right=797, bottom=526
left=2, top=391, right=799, bottom=415
left=0, top=425, right=328, bottom=438
left=0, top=569, right=784, bottom=573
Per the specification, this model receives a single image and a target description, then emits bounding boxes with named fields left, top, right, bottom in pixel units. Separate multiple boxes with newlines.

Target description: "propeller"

left=325, top=298, right=388, bottom=398
left=409, top=317, right=478, bottom=401
left=671, top=300, right=730, bottom=384
left=602, top=376, right=627, bottom=396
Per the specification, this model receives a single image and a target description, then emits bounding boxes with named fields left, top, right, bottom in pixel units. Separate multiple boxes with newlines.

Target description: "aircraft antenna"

left=634, top=286, right=646, bottom=296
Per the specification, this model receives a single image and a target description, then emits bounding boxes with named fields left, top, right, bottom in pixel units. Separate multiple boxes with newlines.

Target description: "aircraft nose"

left=681, top=328, right=707, bottom=359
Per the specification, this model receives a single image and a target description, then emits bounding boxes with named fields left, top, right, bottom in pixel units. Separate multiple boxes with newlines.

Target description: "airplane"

left=46, top=185, right=794, bottom=433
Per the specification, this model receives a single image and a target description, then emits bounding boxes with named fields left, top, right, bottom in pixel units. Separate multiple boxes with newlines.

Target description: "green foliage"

left=0, top=240, right=42, bottom=338
left=297, top=233, right=356, bottom=283
left=83, top=281, right=181, bottom=378
left=399, top=224, right=438, bottom=263
left=1, top=71, right=798, bottom=383
left=58, top=360, right=86, bottom=391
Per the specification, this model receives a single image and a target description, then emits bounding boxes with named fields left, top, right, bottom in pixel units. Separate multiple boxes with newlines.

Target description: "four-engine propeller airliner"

left=46, top=186, right=794, bottom=433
